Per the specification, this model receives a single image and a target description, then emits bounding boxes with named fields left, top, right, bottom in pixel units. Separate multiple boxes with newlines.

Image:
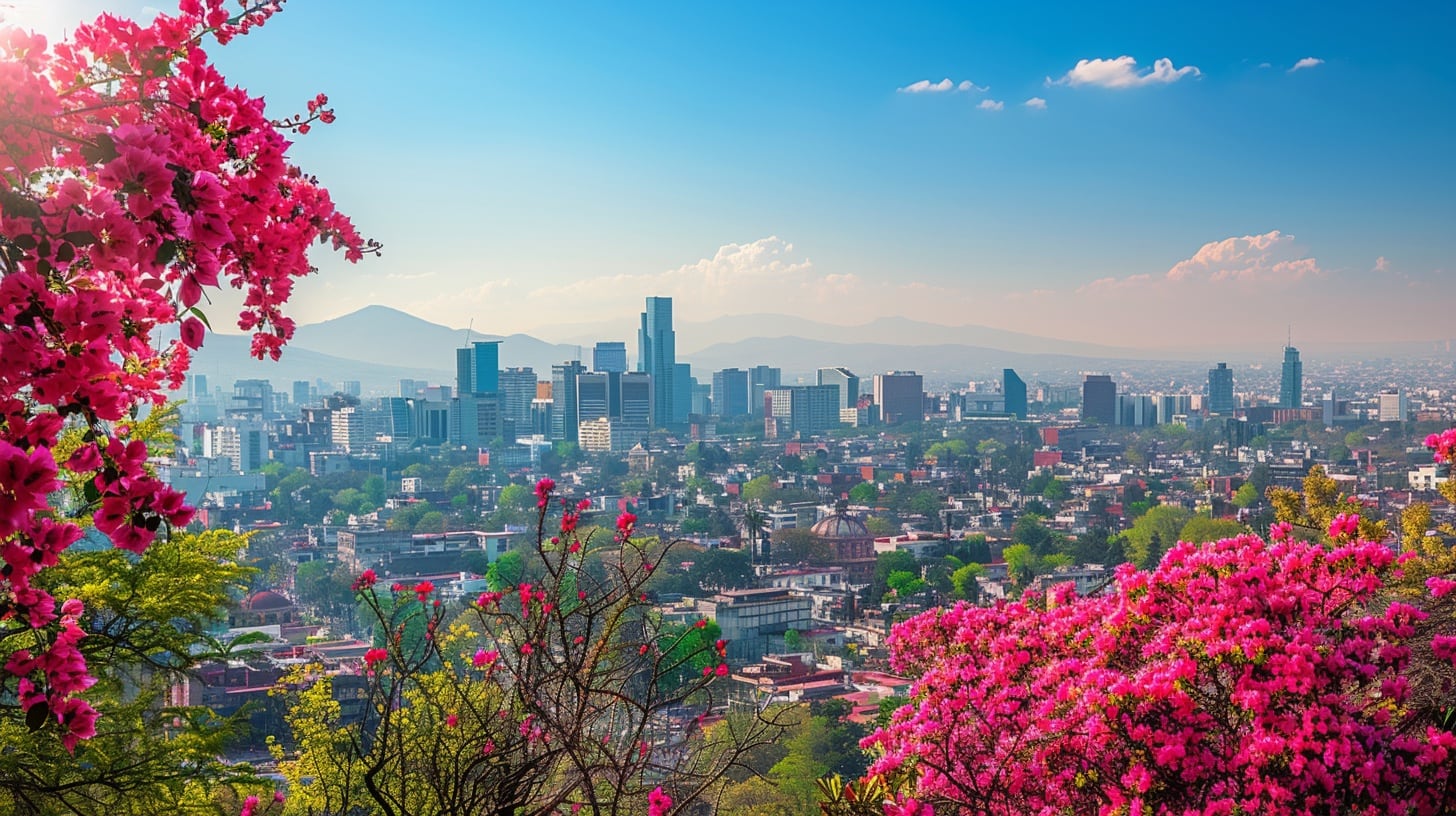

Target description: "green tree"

left=1043, top=479, right=1071, bottom=502
left=485, top=551, right=525, bottom=592
left=1003, top=543, right=1038, bottom=588
left=951, top=563, right=983, bottom=601
left=414, top=510, right=447, bottom=533
left=742, top=475, right=776, bottom=504
left=1123, top=505, right=1193, bottom=569
left=848, top=481, right=878, bottom=505
left=1232, top=482, right=1260, bottom=509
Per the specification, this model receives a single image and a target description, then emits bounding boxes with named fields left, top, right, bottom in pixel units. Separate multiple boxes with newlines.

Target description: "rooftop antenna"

left=464, top=318, right=473, bottom=346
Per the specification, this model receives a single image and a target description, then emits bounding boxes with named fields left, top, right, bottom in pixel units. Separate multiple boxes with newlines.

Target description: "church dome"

left=244, top=590, right=294, bottom=611
left=810, top=513, right=870, bottom=540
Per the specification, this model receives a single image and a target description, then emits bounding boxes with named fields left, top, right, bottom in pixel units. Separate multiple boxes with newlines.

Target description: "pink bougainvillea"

left=0, top=0, right=370, bottom=750
left=864, top=533, right=1456, bottom=815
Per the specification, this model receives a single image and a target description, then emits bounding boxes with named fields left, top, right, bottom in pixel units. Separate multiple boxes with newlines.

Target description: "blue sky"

left=14, top=1, right=1456, bottom=349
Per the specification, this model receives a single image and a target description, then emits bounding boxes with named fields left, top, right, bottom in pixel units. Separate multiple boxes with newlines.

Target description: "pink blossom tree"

left=274, top=479, right=782, bottom=815
left=0, top=0, right=372, bottom=753
left=861, top=514, right=1456, bottom=814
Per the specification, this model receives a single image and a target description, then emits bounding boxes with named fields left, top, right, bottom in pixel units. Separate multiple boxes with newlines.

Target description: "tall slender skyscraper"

left=637, top=297, right=675, bottom=426
left=1208, top=362, right=1234, bottom=414
left=1279, top=346, right=1302, bottom=409
left=1002, top=368, right=1027, bottom=419
left=550, top=361, right=586, bottom=442
left=1081, top=374, right=1116, bottom=424
left=817, top=367, right=860, bottom=411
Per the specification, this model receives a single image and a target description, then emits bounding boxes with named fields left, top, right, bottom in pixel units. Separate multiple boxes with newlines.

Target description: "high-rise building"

left=292, top=379, right=311, bottom=408
left=749, top=365, right=782, bottom=416
left=673, top=363, right=693, bottom=425
left=1280, top=345, right=1303, bottom=408
left=231, top=379, right=275, bottom=421
left=619, top=372, right=653, bottom=432
left=593, top=341, right=628, bottom=374
left=764, top=385, right=841, bottom=438
left=1003, top=368, right=1027, bottom=419
left=712, top=368, right=750, bottom=417
left=576, top=372, right=611, bottom=428
left=456, top=340, right=502, bottom=396
left=1081, top=374, right=1116, bottom=424
left=1377, top=389, right=1408, bottom=423
left=817, top=367, right=860, bottom=412
left=873, top=372, right=924, bottom=425
left=637, top=297, right=675, bottom=426
left=550, top=361, right=586, bottom=442
left=1208, top=363, right=1234, bottom=414
left=342, top=380, right=362, bottom=398
left=192, top=374, right=209, bottom=399
left=498, top=367, right=537, bottom=430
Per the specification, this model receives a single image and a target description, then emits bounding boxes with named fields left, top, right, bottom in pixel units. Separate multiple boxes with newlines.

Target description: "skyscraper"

left=1208, top=363, right=1234, bottom=414
left=499, top=367, right=537, bottom=430
left=593, top=341, right=628, bottom=374
left=638, top=297, right=675, bottom=426
left=1003, top=368, right=1027, bottom=420
left=550, top=361, right=586, bottom=442
left=1081, top=374, right=1116, bottom=424
left=873, top=371, right=924, bottom=425
left=712, top=368, right=750, bottom=417
left=817, top=367, right=860, bottom=411
left=748, top=365, right=782, bottom=417
left=457, top=340, right=502, bottom=396
left=1280, top=345, right=1303, bottom=408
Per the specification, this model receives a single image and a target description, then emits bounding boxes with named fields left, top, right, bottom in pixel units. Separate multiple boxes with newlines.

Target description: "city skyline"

left=13, top=1, right=1454, bottom=349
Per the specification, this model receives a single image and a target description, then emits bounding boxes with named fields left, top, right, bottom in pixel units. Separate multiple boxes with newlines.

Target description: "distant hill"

left=186, top=306, right=585, bottom=393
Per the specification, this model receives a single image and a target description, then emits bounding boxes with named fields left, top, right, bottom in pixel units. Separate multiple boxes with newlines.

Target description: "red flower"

left=352, top=569, right=377, bottom=591
left=363, top=647, right=388, bottom=668
left=413, top=580, right=434, bottom=602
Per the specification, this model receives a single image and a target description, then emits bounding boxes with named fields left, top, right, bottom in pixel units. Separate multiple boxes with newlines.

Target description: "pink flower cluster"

left=1328, top=512, right=1360, bottom=539
left=865, top=533, right=1456, bottom=814
left=0, top=0, right=370, bottom=748
left=1425, top=428, right=1456, bottom=464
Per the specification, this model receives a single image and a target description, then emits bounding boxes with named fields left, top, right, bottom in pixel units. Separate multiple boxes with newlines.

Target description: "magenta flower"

left=648, top=786, right=673, bottom=816
left=363, top=648, right=388, bottom=669
left=534, top=477, right=556, bottom=508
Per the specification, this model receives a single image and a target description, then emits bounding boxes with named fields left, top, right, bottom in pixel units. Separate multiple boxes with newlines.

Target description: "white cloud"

left=1023, top=97, right=1047, bottom=110
left=977, top=99, right=1004, bottom=111
left=1373, top=256, right=1390, bottom=273
left=1258, top=62, right=1272, bottom=69
left=899, top=78, right=986, bottom=94
left=899, top=78, right=954, bottom=93
left=1165, top=230, right=1320, bottom=283
left=1288, top=57, right=1324, bottom=73
left=1047, top=56, right=1201, bottom=89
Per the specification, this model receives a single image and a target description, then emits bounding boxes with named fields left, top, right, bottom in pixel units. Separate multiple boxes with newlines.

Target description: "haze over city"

left=12, top=0, right=1456, bottom=350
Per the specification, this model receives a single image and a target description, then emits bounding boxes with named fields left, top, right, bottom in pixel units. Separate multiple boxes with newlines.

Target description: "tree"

left=1232, top=482, right=1259, bottom=509
left=1001, top=543, right=1038, bottom=588
left=0, top=528, right=278, bottom=813
left=1122, top=505, right=1193, bottom=568
left=691, top=547, right=754, bottom=591
left=1042, top=479, right=1070, bottom=502
left=769, top=528, right=829, bottom=565
left=742, top=475, right=776, bottom=504
left=278, top=481, right=782, bottom=815
left=863, top=532, right=1456, bottom=815
left=950, top=563, right=983, bottom=602
left=848, top=481, right=878, bottom=505
left=0, top=0, right=373, bottom=752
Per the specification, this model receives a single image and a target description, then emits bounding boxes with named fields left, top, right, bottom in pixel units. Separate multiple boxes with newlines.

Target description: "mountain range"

left=181, top=305, right=1453, bottom=395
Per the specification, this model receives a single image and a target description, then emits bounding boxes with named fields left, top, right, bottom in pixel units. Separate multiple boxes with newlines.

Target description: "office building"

left=292, top=380, right=311, bottom=408
left=593, top=341, right=628, bottom=374
left=673, top=363, right=693, bottom=424
left=619, top=372, right=653, bottom=431
left=764, top=385, right=841, bottom=438
left=873, top=371, right=924, bottom=425
left=817, top=367, right=860, bottom=412
left=455, top=340, right=502, bottom=397
left=577, top=372, right=611, bottom=427
left=712, top=368, right=750, bottom=417
left=1378, top=389, right=1408, bottom=423
left=550, top=361, right=587, bottom=442
left=342, top=380, right=361, bottom=398
left=749, top=365, right=782, bottom=417
left=1081, top=374, right=1116, bottom=425
left=499, top=367, right=537, bottom=429
left=1003, top=368, right=1027, bottom=420
left=1280, top=345, right=1302, bottom=409
left=1208, top=363, right=1234, bottom=414
left=637, top=297, right=675, bottom=427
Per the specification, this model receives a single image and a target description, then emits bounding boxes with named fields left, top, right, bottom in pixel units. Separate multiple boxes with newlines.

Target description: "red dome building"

left=810, top=509, right=877, bottom=584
